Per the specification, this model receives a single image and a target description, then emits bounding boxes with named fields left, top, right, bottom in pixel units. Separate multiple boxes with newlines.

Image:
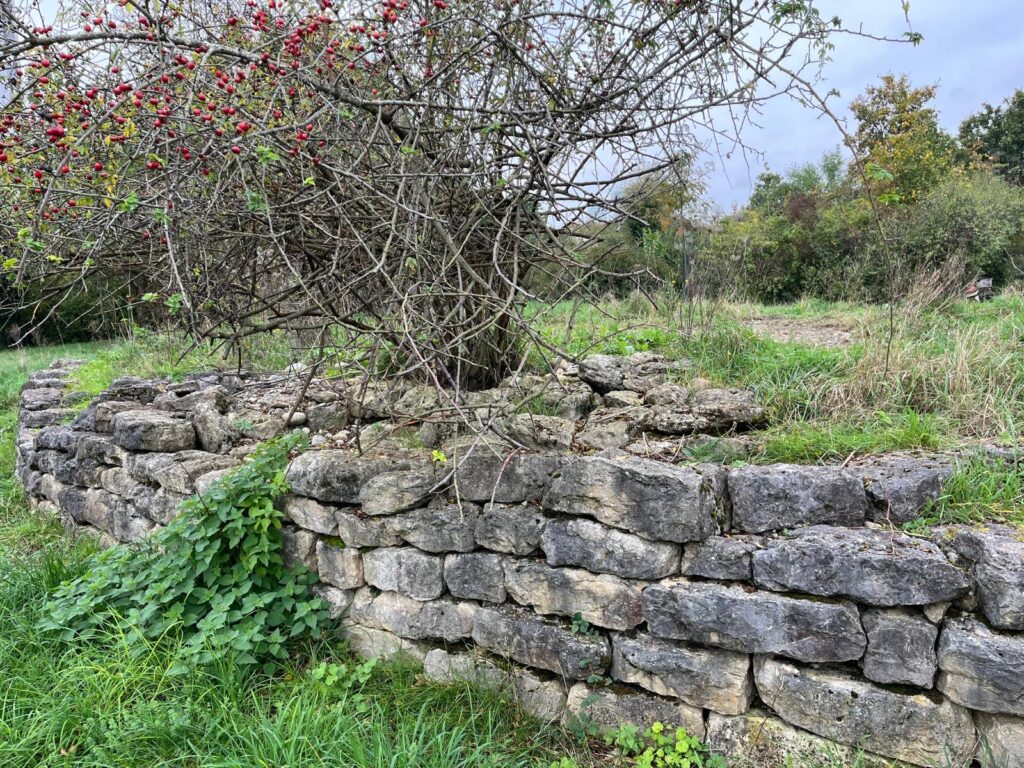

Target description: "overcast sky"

left=704, top=0, right=1024, bottom=211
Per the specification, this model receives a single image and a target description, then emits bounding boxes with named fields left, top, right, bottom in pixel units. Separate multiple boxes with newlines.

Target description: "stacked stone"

left=16, top=360, right=1024, bottom=768
left=17, top=363, right=241, bottom=546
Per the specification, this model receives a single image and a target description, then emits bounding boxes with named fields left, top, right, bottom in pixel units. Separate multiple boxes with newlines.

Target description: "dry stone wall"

left=14, top=359, right=1024, bottom=768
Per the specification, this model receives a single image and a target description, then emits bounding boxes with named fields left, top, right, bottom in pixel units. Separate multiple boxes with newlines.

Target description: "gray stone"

left=754, top=657, right=975, bottom=767
left=21, top=387, right=64, bottom=411
left=681, top=536, right=761, bottom=581
left=862, top=608, right=938, bottom=688
left=453, top=448, right=562, bottom=503
left=643, top=383, right=689, bottom=406
left=542, top=456, right=720, bottom=543
left=423, top=648, right=505, bottom=689
left=610, top=633, right=753, bottom=716
left=729, top=464, right=868, bottom=533
left=342, top=622, right=430, bottom=662
left=360, top=466, right=440, bottom=515
left=565, top=683, right=705, bottom=737
left=503, top=560, right=644, bottom=631
left=362, top=547, right=444, bottom=601
left=335, top=509, right=404, bottom=548
left=541, top=518, right=680, bottom=580
left=154, top=386, right=230, bottom=413
left=706, top=710, right=888, bottom=768
left=75, top=433, right=128, bottom=466
left=311, top=584, right=354, bottom=619
left=92, top=400, right=141, bottom=432
left=975, top=712, right=1024, bottom=768
left=472, top=605, right=609, bottom=680
left=148, top=489, right=188, bottom=525
left=193, top=469, right=234, bottom=498
left=578, top=354, right=627, bottom=393
left=282, top=527, right=318, bottom=569
left=281, top=495, right=339, bottom=535
left=533, top=381, right=601, bottom=421
left=105, top=376, right=160, bottom=403
left=384, top=503, right=478, bottom=553
left=752, top=526, right=970, bottom=606
left=940, top=526, right=1024, bottom=630
left=316, top=540, right=364, bottom=589
left=851, top=454, right=953, bottom=524
left=128, top=451, right=239, bottom=495
left=285, top=450, right=427, bottom=504
left=111, top=410, right=195, bottom=452
left=505, top=413, right=576, bottom=452
left=192, top=401, right=238, bottom=453
left=642, top=388, right=766, bottom=435
left=306, top=402, right=349, bottom=433
left=444, top=553, right=506, bottom=603
left=642, top=579, right=866, bottom=663
left=349, top=588, right=475, bottom=642
left=604, top=391, right=643, bottom=408
left=33, top=425, right=78, bottom=452
left=937, top=617, right=1024, bottom=716
left=475, top=503, right=547, bottom=555
left=575, top=408, right=644, bottom=451
left=512, top=669, right=567, bottom=722
left=20, top=408, right=75, bottom=428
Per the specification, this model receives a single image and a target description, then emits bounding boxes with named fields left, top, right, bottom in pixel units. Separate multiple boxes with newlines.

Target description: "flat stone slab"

left=348, top=589, right=475, bottom=642
left=754, top=657, right=975, bottom=767
left=474, top=503, right=547, bottom=555
left=453, top=448, right=562, bottom=503
left=503, top=560, right=644, bottom=631
left=444, top=553, right=506, bottom=603
left=706, top=710, right=889, bottom=768
left=937, top=617, right=1024, bottom=716
left=729, top=464, right=868, bottom=533
left=681, top=535, right=760, bottom=581
left=541, top=517, right=681, bottom=579
left=285, top=450, right=427, bottom=504
left=565, top=682, right=705, bottom=738
left=610, top=633, right=753, bottom=716
left=472, top=604, right=609, bottom=680
left=111, top=410, right=195, bottom=452
left=752, top=526, right=970, bottom=606
left=383, top=503, right=478, bottom=553
left=362, top=547, right=444, bottom=601
left=643, top=579, right=866, bottom=663
left=542, top=456, right=721, bottom=543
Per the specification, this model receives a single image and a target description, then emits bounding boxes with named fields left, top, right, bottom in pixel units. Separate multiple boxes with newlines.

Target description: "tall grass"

left=0, top=544, right=585, bottom=768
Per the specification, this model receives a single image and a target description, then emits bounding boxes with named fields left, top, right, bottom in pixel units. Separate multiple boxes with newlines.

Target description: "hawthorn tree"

left=0, top=0, right=908, bottom=388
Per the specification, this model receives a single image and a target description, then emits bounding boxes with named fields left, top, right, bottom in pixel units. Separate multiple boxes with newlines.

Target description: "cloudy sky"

left=704, top=0, right=1024, bottom=211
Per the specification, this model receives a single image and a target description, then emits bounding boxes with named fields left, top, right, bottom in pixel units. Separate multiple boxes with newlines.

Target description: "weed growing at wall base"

left=39, top=432, right=328, bottom=672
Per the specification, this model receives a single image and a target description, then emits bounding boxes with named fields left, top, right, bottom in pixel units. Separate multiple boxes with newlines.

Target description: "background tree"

left=849, top=74, right=956, bottom=202
left=960, top=89, right=1024, bottom=185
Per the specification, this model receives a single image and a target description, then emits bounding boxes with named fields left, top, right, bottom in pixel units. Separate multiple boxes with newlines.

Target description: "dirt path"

left=745, top=316, right=854, bottom=347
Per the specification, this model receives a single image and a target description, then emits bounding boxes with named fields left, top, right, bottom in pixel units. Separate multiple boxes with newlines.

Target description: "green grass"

left=755, top=411, right=945, bottom=465
left=906, top=454, right=1024, bottom=531
left=0, top=546, right=584, bottom=767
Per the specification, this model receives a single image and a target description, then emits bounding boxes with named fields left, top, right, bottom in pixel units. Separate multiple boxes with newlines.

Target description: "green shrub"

left=39, top=432, right=327, bottom=673
left=898, top=172, right=1024, bottom=284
